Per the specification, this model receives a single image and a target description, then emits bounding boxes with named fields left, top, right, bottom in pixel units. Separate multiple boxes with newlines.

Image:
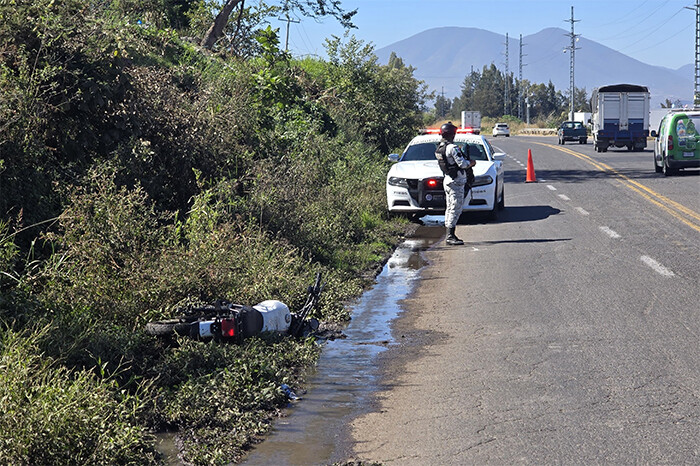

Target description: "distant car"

left=651, top=110, right=700, bottom=175
left=386, top=129, right=506, bottom=220
left=492, top=123, right=510, bottom=137
left=557, top=121, right=587, bottom=144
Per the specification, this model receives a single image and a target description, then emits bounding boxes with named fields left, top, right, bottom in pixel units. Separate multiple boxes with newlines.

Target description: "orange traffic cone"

left=525, top=148, right=537, bottom=183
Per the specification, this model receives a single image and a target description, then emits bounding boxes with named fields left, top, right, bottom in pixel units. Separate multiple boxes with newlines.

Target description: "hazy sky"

left=273, top=0, right=697, bottom=70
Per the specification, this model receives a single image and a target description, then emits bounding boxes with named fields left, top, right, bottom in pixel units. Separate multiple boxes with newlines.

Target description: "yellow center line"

left=532, top=142, right=700, bottom=233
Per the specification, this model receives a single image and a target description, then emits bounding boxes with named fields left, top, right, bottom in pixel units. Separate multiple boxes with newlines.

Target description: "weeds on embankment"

left=0, top=2, right=420, bottom=464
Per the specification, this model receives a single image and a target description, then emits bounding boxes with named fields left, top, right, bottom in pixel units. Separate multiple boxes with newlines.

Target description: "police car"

left=386, top=129, right=506, bottom=219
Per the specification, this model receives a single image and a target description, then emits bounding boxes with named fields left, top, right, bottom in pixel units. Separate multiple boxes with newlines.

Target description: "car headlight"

left=471, top=175, right=493, bottom=187
left=388, top=176, right=409, bottom=188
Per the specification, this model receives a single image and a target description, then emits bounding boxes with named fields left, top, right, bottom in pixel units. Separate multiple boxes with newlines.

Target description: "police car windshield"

left=401, top=142, right=489, bottom=162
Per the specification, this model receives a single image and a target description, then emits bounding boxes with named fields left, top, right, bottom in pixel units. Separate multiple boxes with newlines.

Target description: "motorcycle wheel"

left=145, top=319, right=180, bottom=336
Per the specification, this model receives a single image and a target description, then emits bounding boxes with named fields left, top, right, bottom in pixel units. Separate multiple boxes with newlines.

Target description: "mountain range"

left=375, top=27, right=694, bottom=109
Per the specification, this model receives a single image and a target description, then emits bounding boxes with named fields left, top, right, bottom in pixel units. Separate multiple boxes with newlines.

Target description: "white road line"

left=558, top=194, right=571, bottom=201
left=575, top=207, right=589, bottom=216
left=640, top=255, right=675, bottom=277
left=547, top=185, right=557, bottom=191
left=599, top=226, right=621, bottom=239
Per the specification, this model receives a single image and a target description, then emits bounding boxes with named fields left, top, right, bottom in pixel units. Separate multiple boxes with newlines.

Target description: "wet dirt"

left=154, top=431, right=180, bottom=465
left=239, top=224, right=442, bottom=465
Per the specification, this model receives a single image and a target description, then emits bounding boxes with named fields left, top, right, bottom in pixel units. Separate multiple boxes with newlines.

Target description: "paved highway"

left=349, top=136, right=700, bottom=464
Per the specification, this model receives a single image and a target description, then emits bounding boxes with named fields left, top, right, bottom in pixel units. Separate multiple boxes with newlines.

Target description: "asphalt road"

left=349, top=136, right=700, bottom=464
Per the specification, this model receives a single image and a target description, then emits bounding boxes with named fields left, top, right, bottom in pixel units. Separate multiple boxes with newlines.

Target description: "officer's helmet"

left=440, top=122, right=458, bottom=139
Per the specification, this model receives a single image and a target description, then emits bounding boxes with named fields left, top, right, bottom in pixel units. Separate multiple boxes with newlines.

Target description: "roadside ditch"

left=239, top=224, right=441, bottom=465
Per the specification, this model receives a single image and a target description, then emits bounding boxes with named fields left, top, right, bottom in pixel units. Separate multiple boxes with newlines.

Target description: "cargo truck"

left=460, top=111, right=481, bottom=135
left=590, top=84, right=650, bottom=152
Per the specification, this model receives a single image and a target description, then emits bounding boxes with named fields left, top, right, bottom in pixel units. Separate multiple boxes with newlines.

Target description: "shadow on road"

left=458, top=205, right=561, bottom=225
left=671, top=169, right=700, bottom=177
left=504, top=168, right=664, bottom=184
left=471, top=238, right=571, bottom=245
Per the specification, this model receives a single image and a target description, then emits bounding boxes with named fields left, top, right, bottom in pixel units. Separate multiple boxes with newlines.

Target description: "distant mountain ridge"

left=375, top=27, right=693, bottom=109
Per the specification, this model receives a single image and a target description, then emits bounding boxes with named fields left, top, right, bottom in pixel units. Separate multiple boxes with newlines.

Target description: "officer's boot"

left=445, top=227, right=464, bottom=246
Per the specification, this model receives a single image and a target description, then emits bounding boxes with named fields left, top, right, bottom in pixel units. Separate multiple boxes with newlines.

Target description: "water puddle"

left=154, top=432, right=179, bottom=465
left=240, top=227, right=440, bottom=465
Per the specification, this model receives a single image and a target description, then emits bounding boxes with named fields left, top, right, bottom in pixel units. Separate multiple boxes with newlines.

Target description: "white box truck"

left=460, top=111, right=481, bottom=135
left=574, top=112, right=592, bottom=127
left=590, top=84, right=650, bottom=152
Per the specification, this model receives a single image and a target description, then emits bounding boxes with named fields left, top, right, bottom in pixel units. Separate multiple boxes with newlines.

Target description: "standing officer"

left=435, top=122, right=476, bottom=245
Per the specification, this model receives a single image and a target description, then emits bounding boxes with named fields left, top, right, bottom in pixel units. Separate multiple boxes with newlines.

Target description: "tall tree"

left=434, top=95, right=451, bottom=119
left=387, top=52, right=405, bottom=69
left=324, top=36, right=428, bottom=153
left=574, top=86, right=590, bottom=113
left=201, top=0, right=356, bottom=50
left=472, top=64, right=504, bottom=118
left=451, top=69, right=480, bottom=117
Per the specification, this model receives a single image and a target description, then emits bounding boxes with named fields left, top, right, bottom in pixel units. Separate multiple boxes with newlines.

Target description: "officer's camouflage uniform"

left=442, top=143, right=471, bottom=229
left=435, top=122, right=475, bottom=246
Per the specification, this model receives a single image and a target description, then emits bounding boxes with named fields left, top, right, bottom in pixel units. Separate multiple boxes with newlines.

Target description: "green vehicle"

left=651, top=111, right=700, bottom=175
left=557, top=121, right=587, bottom=145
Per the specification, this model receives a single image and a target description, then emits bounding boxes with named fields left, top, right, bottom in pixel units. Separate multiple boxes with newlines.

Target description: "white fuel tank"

left=253, top=300, right=292, bottom=332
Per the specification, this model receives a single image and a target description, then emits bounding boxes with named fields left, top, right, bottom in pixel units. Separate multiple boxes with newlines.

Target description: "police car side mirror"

left=492, top=152, right=506, bottom=161
left=650, top=130, right=657, bottom=138
left=388, top=153, right=400, bottom=162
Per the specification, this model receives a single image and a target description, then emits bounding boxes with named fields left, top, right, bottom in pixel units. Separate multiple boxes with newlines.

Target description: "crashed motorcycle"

left=145, top=273, right=323, bottom=342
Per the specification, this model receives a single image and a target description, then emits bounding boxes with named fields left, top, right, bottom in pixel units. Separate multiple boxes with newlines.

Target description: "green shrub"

left=0, top=220, right=19, bottom=288
left=0, top=3, right=414, bottom=464
left=0, top=326, right=158, bottom=465
left=39, top=164, right=173, bottom=325
left=148, top=336, right=320, bottom=465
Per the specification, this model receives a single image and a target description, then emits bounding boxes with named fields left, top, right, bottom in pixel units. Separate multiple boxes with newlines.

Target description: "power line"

left=278, top=11, right=300, bottom=52
left=621, top=23, right=692, bottom=59
left=290, top=12, right=315, bottom=55
left=614, top=7, right=685, bottom=53
left=598, top=0, right=651, bottom=28
left=598, top=0, right=671, bottom=41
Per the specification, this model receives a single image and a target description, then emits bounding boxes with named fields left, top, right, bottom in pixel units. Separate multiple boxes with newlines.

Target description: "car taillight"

left=668, top=135, right=673, bottom=151
left=426, top=178, right=439, bottom=188
left=221, top=318, right=236, bottom=338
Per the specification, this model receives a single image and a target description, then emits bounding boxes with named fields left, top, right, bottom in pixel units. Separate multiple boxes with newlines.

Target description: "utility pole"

left=518, top=34, right=527, bottom=120
left=526, top=95, right=530, bottom=125
left=564, top=6, right=580, bottom=121
left=441, top=87, right=445, bottom=118
left=685, top=0, right=700, bottom=106
left=504, top=33, right=510, bottom=117
left=278, top=10, right=300, bottom=52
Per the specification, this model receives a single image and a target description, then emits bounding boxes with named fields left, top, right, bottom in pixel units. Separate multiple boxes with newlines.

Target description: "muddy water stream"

left=240, top=226, right=440, bottom=465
